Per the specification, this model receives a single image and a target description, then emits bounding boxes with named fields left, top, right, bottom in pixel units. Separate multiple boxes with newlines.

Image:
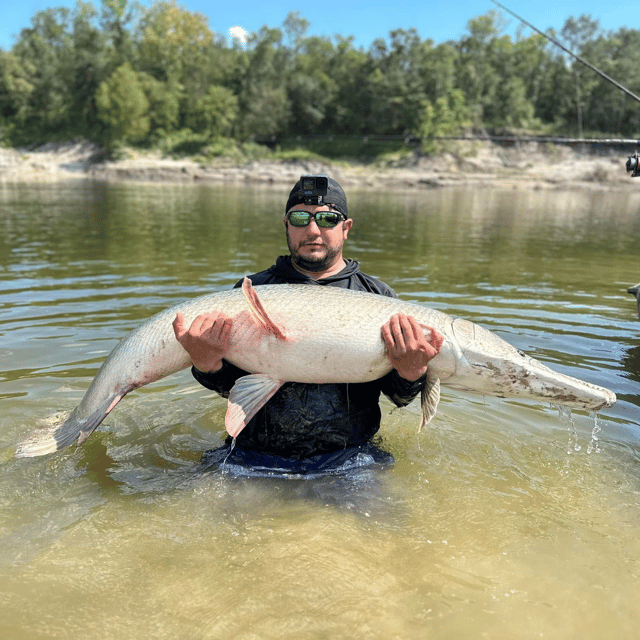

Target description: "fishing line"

left=491, top=0, right=640, bottom=105
left=491, top=0, right=640, bottom=175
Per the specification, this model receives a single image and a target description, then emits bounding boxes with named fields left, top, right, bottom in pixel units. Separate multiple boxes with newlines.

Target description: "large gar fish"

left=16, top=279, right=616, bottom=457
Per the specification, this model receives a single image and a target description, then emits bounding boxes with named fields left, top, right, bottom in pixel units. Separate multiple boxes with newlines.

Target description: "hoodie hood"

left=269, top=255, right=361, bottom=284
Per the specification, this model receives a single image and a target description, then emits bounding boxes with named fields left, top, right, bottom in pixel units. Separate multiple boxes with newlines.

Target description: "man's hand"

left=172, top=311, right=233, bottom=373
left=381, top=314, right=444, bottom=381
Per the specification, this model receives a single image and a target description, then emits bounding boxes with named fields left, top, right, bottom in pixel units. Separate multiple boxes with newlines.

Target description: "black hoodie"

left=192, top=256, right=426, bottom=459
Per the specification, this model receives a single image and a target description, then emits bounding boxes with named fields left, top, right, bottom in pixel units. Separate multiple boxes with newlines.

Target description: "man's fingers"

left=400, top=315, right=444, bottom=351
left=381, top=314, right=444, bottom=381
left=205, top=315, right=232, bottom=348
left=172, top=311, right=186, bottom=340
left=381, top=322, right=394, bottom=350
left=405, top=315, right=425, bottom=342
left=385, top=314, right=444, bottom=353
left=217, top=316, right=233, bottom=346
left=387, top=314, right=423, bottom=353
left=389, top=314, right=407, bottom=352
left=190, top=313, right=211, bottom=335
left=428, top=327, right=445, bottom=351
left=399, top=314, right=423, bottom=349
left=173, top=311, right=231, bottom=344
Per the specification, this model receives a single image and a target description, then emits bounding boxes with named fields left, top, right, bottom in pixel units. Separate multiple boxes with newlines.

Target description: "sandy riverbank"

left=0, top=139, right=637, bottom=190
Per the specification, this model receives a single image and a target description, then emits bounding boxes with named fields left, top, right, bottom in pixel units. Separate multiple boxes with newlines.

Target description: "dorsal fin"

left=241, top=277, right=288, bottom=341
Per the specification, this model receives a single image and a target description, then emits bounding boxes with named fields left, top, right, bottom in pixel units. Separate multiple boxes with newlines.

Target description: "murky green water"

left=1, top=179, right=639, bottom=639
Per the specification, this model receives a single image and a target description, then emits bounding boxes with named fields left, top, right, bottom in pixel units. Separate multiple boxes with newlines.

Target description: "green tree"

left=237, top=26, right=289, bottom=137
left=422, top=42, right=459, bottom=103
left=100, top=0, right=138, bottom=67
left=96, top=61, right=150, bottom=143
left=456, top=12, right=504, bottom=126
left=282, top=10, right=309, bottom=53
left=137, top=0, right=234, bottom=133
left=138, top=72, right=180, bottom=133
left=185, top=84, right=238, bottom=136
left=287, top=35, right=337, bottom=134
left=581, top=28, right=640, bottom=135
left=11, top=7, right=75, bottom=138
left=367, top=29, right=429, bottom=134
left=0, top=51, right=34, bottom=126
left=418, top=89, right=468, bottom=152
left=68, top=2, right=110, bottom=137
left=324, top=36, right=370, bottom=134
left=560, top=15, right=602, bottom=136
left=457, top=11, right=538, bottom=130
left=511, top=33, right=548, bottom=120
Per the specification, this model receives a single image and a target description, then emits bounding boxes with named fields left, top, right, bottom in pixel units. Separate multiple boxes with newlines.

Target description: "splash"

left=554, top=404, right=603, bottom=455
left=556, top=405, right=581, bottom=454
left=221, top=437, right=237, bottom=471
left=588, top=412, right=601, bottom=454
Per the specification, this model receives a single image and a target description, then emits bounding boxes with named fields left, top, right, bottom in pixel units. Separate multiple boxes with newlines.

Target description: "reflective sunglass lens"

left=288, top=212, right=311, bottom=226
left=287, top=211, right=342, bottom=227
left=316, top=213, right=340, bottom=227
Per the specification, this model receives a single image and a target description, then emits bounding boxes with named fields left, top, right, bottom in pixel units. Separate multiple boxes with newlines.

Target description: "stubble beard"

left=286, top=228, right=344, bottom=273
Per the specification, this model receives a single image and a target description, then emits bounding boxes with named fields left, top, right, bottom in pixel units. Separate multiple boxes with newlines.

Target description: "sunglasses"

left=286, top=209, right=347, bottom=228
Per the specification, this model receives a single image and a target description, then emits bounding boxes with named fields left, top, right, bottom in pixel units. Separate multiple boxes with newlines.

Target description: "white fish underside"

left=15, top=280, right=616, bottom=457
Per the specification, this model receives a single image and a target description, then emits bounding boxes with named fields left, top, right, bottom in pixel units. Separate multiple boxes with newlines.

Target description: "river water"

left=1, top=179, right=639, bottom=639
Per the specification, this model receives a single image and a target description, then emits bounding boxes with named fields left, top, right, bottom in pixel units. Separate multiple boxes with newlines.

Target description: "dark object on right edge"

left=626, top=153, right=640, bottom=177
left=628, top=283, right=640, bottom=318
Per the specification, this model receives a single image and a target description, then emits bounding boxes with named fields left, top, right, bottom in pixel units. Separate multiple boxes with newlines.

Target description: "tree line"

left=0, top=0, right=638, bottom=153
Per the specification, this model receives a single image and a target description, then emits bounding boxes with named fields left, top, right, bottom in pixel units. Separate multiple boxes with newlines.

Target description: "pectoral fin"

left=226, top=374, right=283, bottom=437
left=241, top=277, right=288, bottom=340
left=419, top=370, right=441, bottom=430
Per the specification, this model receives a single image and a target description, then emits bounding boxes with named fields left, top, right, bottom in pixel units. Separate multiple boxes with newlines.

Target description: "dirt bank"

left=0, top=140, right=637, bottom=191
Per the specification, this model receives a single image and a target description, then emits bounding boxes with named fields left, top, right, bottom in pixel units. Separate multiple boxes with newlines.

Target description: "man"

left=173, top=176, right=443, bottom=474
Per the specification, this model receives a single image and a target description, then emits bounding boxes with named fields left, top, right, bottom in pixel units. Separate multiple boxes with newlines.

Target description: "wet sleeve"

left=379, top=369, right=427, bottom=407
left=191, top=360, right=249, bottom=398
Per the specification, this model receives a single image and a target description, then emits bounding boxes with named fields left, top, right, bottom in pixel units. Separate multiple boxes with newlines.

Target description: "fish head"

left=447, top=318, right=616, bottom=411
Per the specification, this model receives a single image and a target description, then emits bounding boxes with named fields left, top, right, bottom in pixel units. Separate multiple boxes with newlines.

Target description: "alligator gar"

left=15, top=278, right=616, bottom=457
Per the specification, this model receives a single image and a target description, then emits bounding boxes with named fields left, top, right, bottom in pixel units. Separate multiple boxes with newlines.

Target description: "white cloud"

left=228, top=26, right=249, bottom=45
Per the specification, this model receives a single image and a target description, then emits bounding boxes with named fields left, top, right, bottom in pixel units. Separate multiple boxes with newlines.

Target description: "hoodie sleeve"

left=378, top=369, right=427, bottom=407
left=191, top=361, right=249, bottom=398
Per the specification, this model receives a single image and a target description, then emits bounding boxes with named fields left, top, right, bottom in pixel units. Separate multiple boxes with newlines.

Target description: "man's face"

left=284, top=204, right=353, bottom=273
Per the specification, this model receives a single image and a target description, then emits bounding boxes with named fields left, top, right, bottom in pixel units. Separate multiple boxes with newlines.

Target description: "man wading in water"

left=173, top=176, right=443, bottom=474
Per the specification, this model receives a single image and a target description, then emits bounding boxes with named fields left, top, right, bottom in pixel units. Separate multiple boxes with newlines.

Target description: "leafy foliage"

left=96, top=62, right=150, bottom=144
left=1, top=1, right=638, bottom=152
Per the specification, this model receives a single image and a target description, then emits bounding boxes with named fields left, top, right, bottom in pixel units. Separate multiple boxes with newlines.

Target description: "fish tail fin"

left=419, top=371, right=441, bottom=431
left=15, top=393, right=124, bottom=458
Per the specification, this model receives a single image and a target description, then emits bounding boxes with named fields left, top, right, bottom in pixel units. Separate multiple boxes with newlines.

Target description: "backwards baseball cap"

left=285, top=176, right=348, bottom=217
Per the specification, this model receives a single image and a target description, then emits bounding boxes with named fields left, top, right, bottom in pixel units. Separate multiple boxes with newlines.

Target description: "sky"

left=0, top=0, right=636, bottom=51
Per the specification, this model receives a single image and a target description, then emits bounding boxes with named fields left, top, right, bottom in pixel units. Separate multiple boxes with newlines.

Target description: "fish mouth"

left=509, top=365, right=616, bottom=410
